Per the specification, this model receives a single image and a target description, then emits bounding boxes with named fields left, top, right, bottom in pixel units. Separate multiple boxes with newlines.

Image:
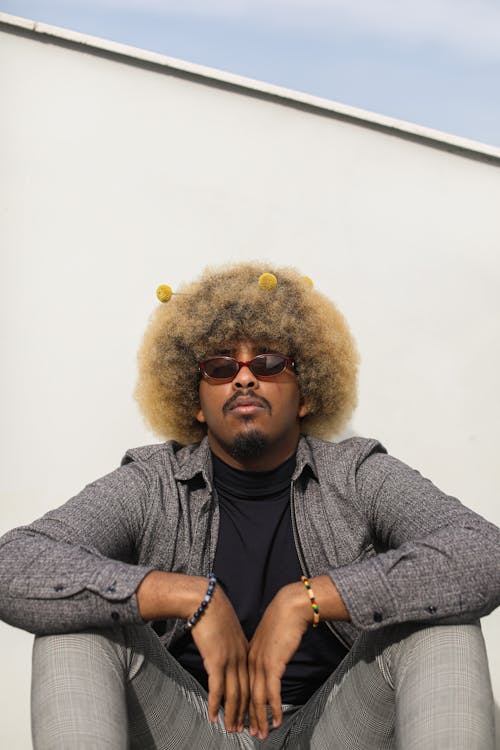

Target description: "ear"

left=298, top=401, right=309, bottom=418
left=196, top=406, right=206, bottom=424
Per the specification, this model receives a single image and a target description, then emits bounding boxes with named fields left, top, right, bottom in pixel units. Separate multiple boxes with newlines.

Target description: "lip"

left=228, top=397, right=267, bottom=413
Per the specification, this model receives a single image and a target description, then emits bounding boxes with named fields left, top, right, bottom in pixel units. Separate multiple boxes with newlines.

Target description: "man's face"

left=196, top=341, right=308, bottom=470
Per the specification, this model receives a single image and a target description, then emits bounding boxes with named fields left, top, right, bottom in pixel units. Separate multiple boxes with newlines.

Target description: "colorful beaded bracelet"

left=186, top=573, right=217, bottom=630
left=301, top=575, right=320, bottom=628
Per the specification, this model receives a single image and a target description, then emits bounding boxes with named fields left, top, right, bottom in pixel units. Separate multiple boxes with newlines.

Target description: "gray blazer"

left=0, top=436, right=498, bottom=650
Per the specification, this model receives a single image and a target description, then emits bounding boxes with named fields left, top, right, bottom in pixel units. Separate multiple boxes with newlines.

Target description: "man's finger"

left=248, top=656, right=256, bottom=735
left=248, top=699, right=258, bottom=737
left=222, top=668, right=240, bottom=732
left=250, top=698, right=269, bottom=740
left=207, top=671, right=224, bottom=724
left=267, top=674, right=283, bottom=728
left=250, top=675, right=270, bottom=740
left=237, top=664, right=250, bottom=732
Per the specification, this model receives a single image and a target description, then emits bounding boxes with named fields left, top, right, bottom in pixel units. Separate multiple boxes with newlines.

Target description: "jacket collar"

left=173, top=434, right=318, bottom=487
left=293, top=436, right=318, bottom=481
left=173, top=437, right=213, bottom=486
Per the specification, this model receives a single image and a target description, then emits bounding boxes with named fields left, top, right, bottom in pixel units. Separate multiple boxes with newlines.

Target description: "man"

left=0, top=262, right=499, bottom=749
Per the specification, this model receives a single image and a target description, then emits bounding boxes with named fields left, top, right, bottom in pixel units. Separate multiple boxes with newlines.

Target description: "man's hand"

left=137, top=571, right=348, bottom=739
left=191, top=585, right=249, bottom=732
left=248, top=583, right=309, bottom=740
left=137, top=571, right=249, bottom=732
left=247, top=576, right=349, bottom=740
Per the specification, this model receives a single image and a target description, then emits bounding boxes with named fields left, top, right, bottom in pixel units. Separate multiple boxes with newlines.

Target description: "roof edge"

left=2, top=10, right=500, bottom=164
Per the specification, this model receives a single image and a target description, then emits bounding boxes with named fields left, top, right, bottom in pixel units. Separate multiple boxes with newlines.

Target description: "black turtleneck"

left=170, top=452, right=347, bottom=705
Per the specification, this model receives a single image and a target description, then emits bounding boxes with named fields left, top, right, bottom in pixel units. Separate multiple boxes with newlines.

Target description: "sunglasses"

left=198, top=353, right=295, bottom=382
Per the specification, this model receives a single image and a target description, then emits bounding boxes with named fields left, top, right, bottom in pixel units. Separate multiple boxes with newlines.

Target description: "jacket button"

left=427, top=605, right=437, bottom=614
left=111, top=611, right=120, bottom=621
left=373, top=611, right=383, bottom=623
left=54, top=584, right=64, bottom=592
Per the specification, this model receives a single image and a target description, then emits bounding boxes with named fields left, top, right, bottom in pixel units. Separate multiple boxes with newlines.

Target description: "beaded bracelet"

left=301, top=575, right=320, bottom=628
left=186, top=573, right=217, bottom=630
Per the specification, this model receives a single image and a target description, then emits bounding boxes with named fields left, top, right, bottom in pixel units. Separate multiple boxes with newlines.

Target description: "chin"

left=230, top=430, right=268, bottom=460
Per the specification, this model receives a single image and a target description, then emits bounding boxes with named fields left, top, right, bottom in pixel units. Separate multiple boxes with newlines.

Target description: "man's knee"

left=349, top=620, right=491, bottom=693
left=32, top=625, right=148, bottom=686
left=384, top=620, right=487, bottom=674
left=31, top=629, right=135, bottom=750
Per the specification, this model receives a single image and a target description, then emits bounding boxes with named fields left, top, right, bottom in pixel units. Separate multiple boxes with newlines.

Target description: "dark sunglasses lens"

left=251, top=354, right=287, bottom=376
left=203, top=358, right=238, bottom=379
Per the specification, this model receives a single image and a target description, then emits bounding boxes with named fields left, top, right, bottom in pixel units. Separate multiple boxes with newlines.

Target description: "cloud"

left=54, top=0, right=500, bottom=61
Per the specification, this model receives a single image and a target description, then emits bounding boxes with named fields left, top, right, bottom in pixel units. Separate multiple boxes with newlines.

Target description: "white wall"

left=1, top=20, right=499, bottom=748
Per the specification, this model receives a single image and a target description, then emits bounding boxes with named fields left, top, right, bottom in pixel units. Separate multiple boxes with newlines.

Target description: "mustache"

left=222, top=390, right=272, bottom=415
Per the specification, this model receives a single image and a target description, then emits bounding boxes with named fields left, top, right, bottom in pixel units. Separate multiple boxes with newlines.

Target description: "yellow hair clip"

left=258, top=272, right=278, bottom=290
left=158, top=272, right=310, bottom=303
left=157, top=284, right=175, bottom=303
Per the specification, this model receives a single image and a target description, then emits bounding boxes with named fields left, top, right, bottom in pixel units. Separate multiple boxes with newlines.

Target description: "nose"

left=233, top=363, right=258, bottom=390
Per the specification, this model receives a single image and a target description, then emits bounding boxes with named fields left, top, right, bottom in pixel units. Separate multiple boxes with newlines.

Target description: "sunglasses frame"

left=198, top=353, right=295, bottom=383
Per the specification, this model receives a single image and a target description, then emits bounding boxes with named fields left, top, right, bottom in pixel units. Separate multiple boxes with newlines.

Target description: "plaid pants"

left=31, top=621, right=495, bottom=749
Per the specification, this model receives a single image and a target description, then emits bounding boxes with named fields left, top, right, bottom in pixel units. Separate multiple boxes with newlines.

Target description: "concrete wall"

left=1, top=17, right=499, bottom=747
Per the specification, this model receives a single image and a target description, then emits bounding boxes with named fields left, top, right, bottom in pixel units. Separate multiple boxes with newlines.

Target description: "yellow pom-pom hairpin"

left=156, top=284, right=193, bottom=303
left=156, top=284, right=173, bottom=303
left=258, top=272, right=278, bottom=290
left=157, top=271, right=312, bottom=303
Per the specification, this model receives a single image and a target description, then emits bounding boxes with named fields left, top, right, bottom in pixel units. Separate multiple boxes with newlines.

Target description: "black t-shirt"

left=170, top=452, right=347, bottom=705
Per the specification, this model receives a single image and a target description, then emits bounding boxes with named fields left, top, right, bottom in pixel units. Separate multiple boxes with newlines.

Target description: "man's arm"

left=0, top=461, right=156, bottom=634
left=137, top=571, right=249, bottom=732
left=247, top=446, right=500, bottom=739
left=329, top=451, right=500, bottom=632
left=0, top=461, right=250, bottom=734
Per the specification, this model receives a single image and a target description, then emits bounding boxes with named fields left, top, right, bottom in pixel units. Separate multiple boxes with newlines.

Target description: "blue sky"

left=2, top=0, right=500, bottom=147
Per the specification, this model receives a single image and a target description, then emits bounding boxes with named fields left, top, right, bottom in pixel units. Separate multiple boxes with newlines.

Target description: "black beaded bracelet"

left=186, top=573, right=217, bottom=630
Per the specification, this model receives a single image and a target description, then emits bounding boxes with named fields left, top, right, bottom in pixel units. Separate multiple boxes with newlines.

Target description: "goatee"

left=230, top=429, right=267, bottom=459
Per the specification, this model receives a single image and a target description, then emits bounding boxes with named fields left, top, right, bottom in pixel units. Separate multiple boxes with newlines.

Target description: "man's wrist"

left=279, top=575, right=350, bottom=626
left=136, top=571, right=210, bottom=622
left=277, top=581, right=314, bottom=627
left=308, top=575, right=350, bottom=622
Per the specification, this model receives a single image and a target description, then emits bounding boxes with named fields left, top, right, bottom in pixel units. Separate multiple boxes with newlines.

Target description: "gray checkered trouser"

left=31, top=620, right=495, bottom=750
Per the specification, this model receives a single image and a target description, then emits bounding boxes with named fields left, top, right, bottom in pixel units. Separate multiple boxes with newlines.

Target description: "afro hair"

left=135, top=262, right=358, bottom=444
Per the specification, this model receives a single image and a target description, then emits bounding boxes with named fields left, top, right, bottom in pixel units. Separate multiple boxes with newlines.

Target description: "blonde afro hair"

left=135, top=262, right=358, bottom=444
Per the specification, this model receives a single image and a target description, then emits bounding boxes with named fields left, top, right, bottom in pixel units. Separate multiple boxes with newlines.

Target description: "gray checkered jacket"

left=0, top=436, right=498, bottom=649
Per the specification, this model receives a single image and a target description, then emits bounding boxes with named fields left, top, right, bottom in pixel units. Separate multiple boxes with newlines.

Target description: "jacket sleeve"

left=0, top=461, right=156, bottom=635
left=328, top=449, right=500, bottom=631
